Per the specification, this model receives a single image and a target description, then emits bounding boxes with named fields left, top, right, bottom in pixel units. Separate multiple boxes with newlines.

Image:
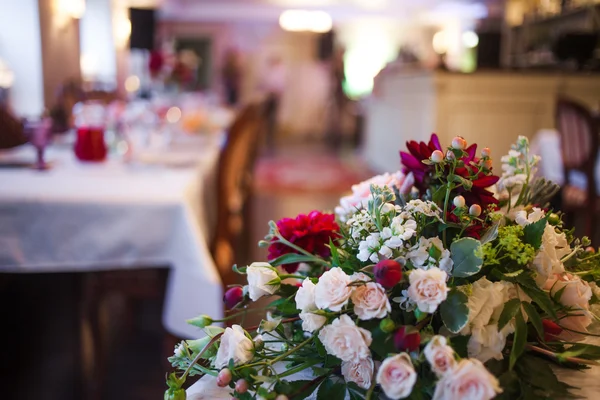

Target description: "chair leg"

left=81, top=274, right=105, bottom=400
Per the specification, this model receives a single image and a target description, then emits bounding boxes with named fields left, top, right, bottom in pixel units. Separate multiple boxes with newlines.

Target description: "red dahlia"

left=268, top=211, right=340, bottom=273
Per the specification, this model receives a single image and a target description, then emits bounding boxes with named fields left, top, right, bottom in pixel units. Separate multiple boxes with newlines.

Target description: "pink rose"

left=424, top=336, right=456, bottom=377
left=314, top=268, right=353, bottom=312
left=351, top=282, right=391, bottom=320
left=341, top=357, right=374, bottom=390
left=318, top=314, right=372, bottom=362
left=407, top=267, right=449, bottom=313
left=376, top=353, right=417, bottom=399
left=433, top=359, right=501, bottom=400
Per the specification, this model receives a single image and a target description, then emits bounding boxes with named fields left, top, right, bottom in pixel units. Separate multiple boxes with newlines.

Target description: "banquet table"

left=0, top=133, right=224, bottom=338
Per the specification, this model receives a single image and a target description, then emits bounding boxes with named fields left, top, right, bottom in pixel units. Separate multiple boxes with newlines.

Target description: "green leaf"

left=523, top=217, right=548, bottom=251
left=269, top=297, right=299, bottom=315
left=521, top=302, right=544, bottom=339
left=347, top=383, right=367, bottom=400
left=517, top=279, right=558, bottom=320
left=449, top=335, right=470, bottom=358
left=450, top=237, right=483, bottom=277
left=329, top=238, right=340, bottom=267
left=203, top=326, right=225, bottom=338
left=268, top=253, right=317, bottom=267
left=480, top=220, right=500, bottom=244
left=275, top=380, right=321, bottom=400
left=440, top=289, right=470, bottom=333
left=258, top=318, right=282, bottom=334
left=453, top=175, right=473, bottom=191
left=514, top=354, right=578, bottom=398
left=498, top=298, right=521, bottom=331
left=432, top=185, right=447, bottom=207
left=509, top=309, right=527, bottom=370
left=557, top=343, right=600, bottom=361
left=317, top=378, right=347, bottom=400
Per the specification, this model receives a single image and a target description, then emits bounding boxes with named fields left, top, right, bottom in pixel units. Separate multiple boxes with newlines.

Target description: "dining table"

left=0, top=131, right=225, bottom=338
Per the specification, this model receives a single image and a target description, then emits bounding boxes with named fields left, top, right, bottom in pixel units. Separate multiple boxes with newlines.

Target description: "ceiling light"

left=279, top=10, right=332, bottom=33
left=432, top=31, right=449, bottom=55
left=462, top=31, right=479, bottom=48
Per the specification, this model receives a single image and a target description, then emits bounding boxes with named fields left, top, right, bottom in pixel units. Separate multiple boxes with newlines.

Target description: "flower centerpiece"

left=166, top=134, right=600, bottom=400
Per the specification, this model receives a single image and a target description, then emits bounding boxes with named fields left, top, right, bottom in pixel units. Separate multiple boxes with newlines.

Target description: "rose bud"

left=394, top=326, right=421, bottom=352
left=373, top=259, right=403, bottom=289
left=217, top=368, right=233, bottom=387
left=586, top=246, right=596, bottom=254
left=453, top=195, right=466, bottom=208
left=223, top=286, right=244, bottom=309
left=235, top=379, right=249, bottom=394
left=481, top=159, right=493, bottom=170
left=469, top=204, right=482, bottom=217
left=451, top=136, right=467, bottom=150
left=186, top=314, right=213, bottom=328
left=380, top=317, right=396, bottom=333
left=481, top=147, right=491, bottom=157
left=430, top=150, right=444, bottom=163
left=542, top=319, right=563, bottom=342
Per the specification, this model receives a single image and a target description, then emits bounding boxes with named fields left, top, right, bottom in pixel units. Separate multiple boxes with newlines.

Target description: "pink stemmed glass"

left=28, top=118, right=53, bottom=170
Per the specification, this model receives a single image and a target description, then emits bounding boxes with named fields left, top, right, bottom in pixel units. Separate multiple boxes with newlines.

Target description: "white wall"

left=0, top=0, right=44, bottom=117
left=80, top=0, right=117, bottom=85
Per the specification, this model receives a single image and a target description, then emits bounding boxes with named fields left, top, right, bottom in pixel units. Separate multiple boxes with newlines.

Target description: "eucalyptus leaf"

left=440, top=289, right=470, bottom=333
left=450, top=237, right=483, bottom=277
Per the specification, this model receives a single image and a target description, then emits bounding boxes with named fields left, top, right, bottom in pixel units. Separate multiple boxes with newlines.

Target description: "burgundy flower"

left=268, top=211, right=340, bottom=273
left=400, top=133, right=442, bottom=192
left=393, top=326, right=421, bottom=352
left=400, top=134, right=499, bottom=210
left=223, top=286, right=244, bottom=309
left=373, top=259, right=403, bottom=289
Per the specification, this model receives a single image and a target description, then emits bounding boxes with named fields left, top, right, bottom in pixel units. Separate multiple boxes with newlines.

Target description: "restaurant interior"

left=1, top=0, right=600, bottom=399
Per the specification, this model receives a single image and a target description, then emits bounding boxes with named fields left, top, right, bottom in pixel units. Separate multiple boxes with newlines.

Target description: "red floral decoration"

left=400, top=133, right=499, bottom=210
left=268, top=211, right=340, bottom=273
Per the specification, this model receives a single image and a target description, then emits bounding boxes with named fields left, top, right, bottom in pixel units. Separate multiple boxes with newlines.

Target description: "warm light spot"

left=279, top=10, right=332, bottom=33
left=462, top=31, right=479, bottom=48
left=124, top=75, right=140, bottom=93
left=432, top=31, right=449, bottom=55
left=166, top=107, right=182, bottom=124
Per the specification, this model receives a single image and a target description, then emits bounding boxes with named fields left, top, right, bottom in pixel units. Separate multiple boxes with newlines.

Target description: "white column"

left=0, top=0, right=44, bottom=117
left=80, top=0, right=118, bottom=87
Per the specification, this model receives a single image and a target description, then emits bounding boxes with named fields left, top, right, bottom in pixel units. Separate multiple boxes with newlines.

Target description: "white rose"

left=214, top=325, right=254, bottom=368
left=246, top=262, right=280, bottom=301
left=532, top=224, right=569, bottom=286
left=544, top=273, right=592, bottom=311
left=467, top=324, right=512, bottom=363
left=433, top=359, right=502, bottom=400
left=514, top=207, right=545, bottom=227
left=299, top=311, right=327, bottom=332
left=295, top=278, right=317, bottom=311
left=407, top=268, right=449, bottom=313
left=376, top=353, right=417, bottom=399
left=424, top=336, right=456, bottom=377
left=318, top=314, right=372, bottom=362
left=315, top=267, right=353, bottom=311
left=351, top=282, right=391, bottom=320
left=460, top=278, right=513, bottom=334
left=341, top=357, right=374, bottom=390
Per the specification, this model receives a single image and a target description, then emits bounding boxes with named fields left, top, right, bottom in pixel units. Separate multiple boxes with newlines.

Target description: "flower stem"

left=181, top=333, right=223, bottom=381
left=526, top=344, right=599, bottom=366
left=268, top=335, right=315, bottom=366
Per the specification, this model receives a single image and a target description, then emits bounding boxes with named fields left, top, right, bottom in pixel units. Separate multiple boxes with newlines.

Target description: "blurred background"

left=0, top=0, right=599, bottom=399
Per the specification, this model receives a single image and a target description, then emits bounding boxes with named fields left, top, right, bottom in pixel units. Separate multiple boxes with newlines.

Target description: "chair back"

left=555, top=97, right=599, bottom=197
left=212, top=103, right=264, bottom=283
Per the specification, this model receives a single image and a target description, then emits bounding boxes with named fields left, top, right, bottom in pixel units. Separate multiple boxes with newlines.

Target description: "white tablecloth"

left=0, top=134, right=224, bottom=338
left=530, top=129, right=600, bottom=194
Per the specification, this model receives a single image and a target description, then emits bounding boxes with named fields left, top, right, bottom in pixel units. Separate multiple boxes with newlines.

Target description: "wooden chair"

left=555, top=97, right=600, bottom=239
left=211, top=103, right=264, bottom=287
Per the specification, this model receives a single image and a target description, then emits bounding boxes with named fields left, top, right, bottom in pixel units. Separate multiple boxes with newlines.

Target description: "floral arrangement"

left=166, top=134, right=600, bottom=400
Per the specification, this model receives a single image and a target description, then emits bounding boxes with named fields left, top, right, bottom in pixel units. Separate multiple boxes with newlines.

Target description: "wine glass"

left=27, top=118, right=52, bottom=170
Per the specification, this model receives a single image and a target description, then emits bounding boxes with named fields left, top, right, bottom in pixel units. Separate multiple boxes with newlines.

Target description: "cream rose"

left=376, top=353, right=417, bottom=399
left=545, top=273, right=592, bottom=310
left=246, top=262, right=280, bottom=301
left=532, top=224, right=569, bottom=286
left=407, top=267, right=449, bottom=313
left=318, top=314, right=372, bottom=362
left=295, top=278, right=317, bottom=311
left=315, top=267, right=353, bottom=311
left=341, top=357, right=374, bottom=390
left=351, top=282, right=391, bottom=320
left=433, top=359, right=501, bottom=400
left=299, top=311, right=327, bottom=332
left=214, top=325, right=254, bottom=368
left=424, top=336, right=456, bottom=377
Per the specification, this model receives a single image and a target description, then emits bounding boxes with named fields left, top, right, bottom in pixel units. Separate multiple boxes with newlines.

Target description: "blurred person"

left=222, top=48, right=243, bottom=107
left=327, top=48, right=348, bottom=150
left=261, top=55, right=286, bottom=153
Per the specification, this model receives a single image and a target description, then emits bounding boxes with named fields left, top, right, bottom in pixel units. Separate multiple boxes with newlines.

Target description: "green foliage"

left=516, top=274, right=558, bottom=320
left=497, top=298, right=521, bottom=331
left=317, top=377, right=347, bottom=400
left=440, top=289, right=470, bottom=333
left=521, top=302, right=544, bottom=339
left=450, top=237, right=483, bottom=277
left=556, top=343, right=600, bottom=361
left=275, top=379, right=322, bottom=400
left=268, top=253, right=319, bottom=268
left=522, top=217, right=548, bottom=251
left=509, top=309, right=527, bottom=370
